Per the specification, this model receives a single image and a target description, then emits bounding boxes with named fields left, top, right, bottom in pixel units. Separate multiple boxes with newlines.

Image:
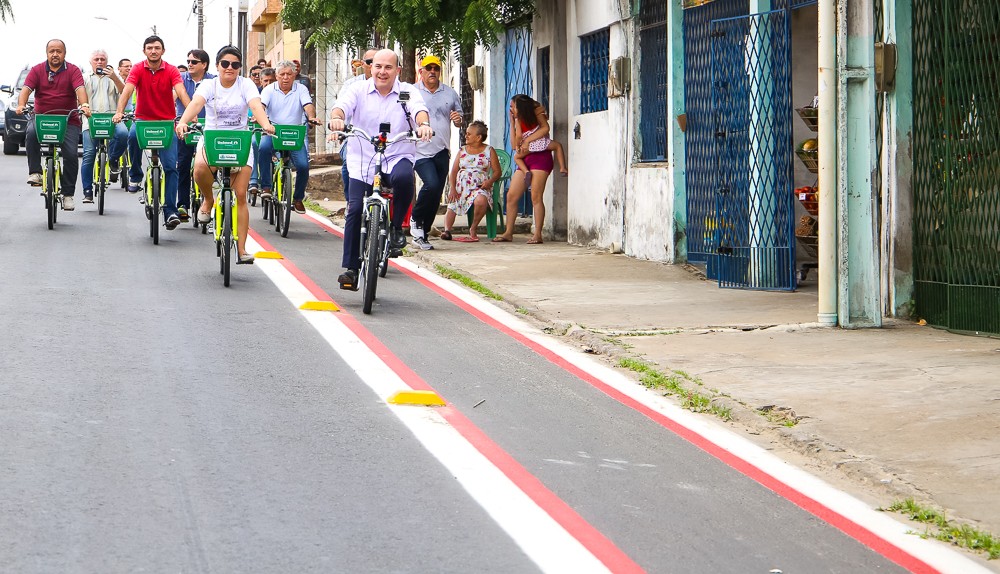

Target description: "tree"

left=282, top=0, right=534, bottom=82
left=0, top=0, right=13, bottom=23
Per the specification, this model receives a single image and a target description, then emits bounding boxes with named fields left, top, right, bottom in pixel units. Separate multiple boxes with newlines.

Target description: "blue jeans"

left=176, top=137, right=196, bottom=209
left=128, top=123, right=179, bottom=218
left=342, top=159, right=414, bottom=270
left=250, top=137, right=260, bottom=187
left=413, top=149, right=450, bottom=237
left=259, top=136, right=310, bottom=200
left=340, top=144, right=350, bottom=204
left=81, top=124, right=128, bottom=193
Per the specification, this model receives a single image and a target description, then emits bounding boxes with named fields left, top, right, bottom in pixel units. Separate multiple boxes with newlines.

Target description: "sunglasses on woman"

left=218, top=60, right=242, bottom=70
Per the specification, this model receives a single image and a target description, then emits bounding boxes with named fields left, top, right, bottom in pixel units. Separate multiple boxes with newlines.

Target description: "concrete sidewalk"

left=320, top=204, right=1000, bottom=566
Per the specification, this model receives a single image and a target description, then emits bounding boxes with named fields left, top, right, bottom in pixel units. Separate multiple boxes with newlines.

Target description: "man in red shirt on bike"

left=16, top=39, right=90, bottom=211
left=113, top=35, right=191, bottom=230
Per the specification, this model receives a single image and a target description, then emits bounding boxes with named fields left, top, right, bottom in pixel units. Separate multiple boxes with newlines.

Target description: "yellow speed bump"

left=388, top=390, right=446, bottom=407
left=254, top=251, right=284, bottom=259
left=299, top=301, right=340, bottom=312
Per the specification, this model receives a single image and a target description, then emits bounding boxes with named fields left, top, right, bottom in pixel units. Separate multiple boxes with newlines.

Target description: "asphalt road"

left=0, top=152, right=910, bottom=573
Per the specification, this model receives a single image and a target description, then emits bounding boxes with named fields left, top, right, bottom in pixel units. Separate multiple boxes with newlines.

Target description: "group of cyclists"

left=16, top=37, right=434, bottom=284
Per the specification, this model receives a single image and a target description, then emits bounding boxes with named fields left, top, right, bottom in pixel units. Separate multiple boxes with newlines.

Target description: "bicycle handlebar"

left=21, top=105, right=86, bottom=118
left=333, top=126, right=423, bottom=147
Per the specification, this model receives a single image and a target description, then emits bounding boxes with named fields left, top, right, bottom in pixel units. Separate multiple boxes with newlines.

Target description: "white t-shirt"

left=194, top=76, right=261, bottom=130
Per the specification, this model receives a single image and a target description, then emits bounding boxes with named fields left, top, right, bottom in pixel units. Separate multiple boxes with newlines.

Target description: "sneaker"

left=61, top=195, right=75, bottom=211
left=197, top=210, right=212, bottom=224
left=390, top=227, right=407, bottom=250
left=413, top=236, right=434, bottom=251
left=82, top=191, right=94, bottom=204
left=109, top=158, right=120, bottom=182
left=338, top=269, right=359, bottom=291
left=165, top=214, right=181, bottom=230
left=177, top=206, right=190, bottom=222
left=293, top=199, right=306, bottom=214
left=260, top=188, right=273, bottom=200
left=27, top=173, right=42, bottom=187
left=127, top=180, right=141, bottom=193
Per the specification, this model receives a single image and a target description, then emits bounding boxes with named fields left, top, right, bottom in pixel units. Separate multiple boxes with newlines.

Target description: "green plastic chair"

left=467, top=148, right=513, bottom=239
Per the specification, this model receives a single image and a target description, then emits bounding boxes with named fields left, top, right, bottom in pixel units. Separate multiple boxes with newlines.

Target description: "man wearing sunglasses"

left=410, top=54, right=463, bottom=250
left=16, top=39, right=90, bottom=211
left=249, top=65, right=263, bottom=92
left=175, top=49, right=215, bottom=222
left=114, top=35, right=191, bottom=231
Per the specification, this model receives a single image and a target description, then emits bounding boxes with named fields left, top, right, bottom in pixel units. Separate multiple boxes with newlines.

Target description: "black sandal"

left=441, top=230, right=453, bottom=241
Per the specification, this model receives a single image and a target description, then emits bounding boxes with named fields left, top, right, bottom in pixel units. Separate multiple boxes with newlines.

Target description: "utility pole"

left=195, top=0, right=204, bottom=50
left=228, top=7, right=233, bottom=46
left=237, top=0, right=248, bottom=66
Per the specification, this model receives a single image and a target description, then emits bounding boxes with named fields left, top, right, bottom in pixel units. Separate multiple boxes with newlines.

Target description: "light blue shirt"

left=333, top=78, right=429, bottom=185
left=260, top=81, right=312, bottom=125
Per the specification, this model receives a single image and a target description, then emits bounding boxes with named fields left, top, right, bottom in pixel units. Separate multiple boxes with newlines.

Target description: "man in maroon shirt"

left=16, top=39, right=91, bottom=211
left=113, top=35, right=191, bottom=230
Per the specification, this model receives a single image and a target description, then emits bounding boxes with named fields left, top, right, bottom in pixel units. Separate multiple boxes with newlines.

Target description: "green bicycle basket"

left=89, top=113, right=115, bottom=139
left=135, top=120, right=175, bottom=150
left=34, top=114, right=69, bottom=144
left=203, top=129, right=253, bottom=167
left=184, top=118, right=206, bottom=146
left=271, top=124, right=307, bottom=151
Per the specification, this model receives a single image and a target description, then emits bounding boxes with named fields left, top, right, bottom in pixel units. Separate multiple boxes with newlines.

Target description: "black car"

left=1, top=67, right=31, bottom=155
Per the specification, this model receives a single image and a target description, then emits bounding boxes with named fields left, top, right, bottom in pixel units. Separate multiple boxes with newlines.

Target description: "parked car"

left=1, top=67, right=31, bottom=155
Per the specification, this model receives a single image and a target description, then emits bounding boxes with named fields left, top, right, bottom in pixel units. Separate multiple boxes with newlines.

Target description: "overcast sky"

left=1, top=0, right=238, bottom=98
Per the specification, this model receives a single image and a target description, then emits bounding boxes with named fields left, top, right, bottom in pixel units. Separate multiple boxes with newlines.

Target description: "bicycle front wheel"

left=45, top=157, right=55, bottom=230
left=279, top=167, right=292, bottom=237
left=150, top=167, right=160, bottom=245
left=361, top=203, right=382, bottom=314
left=221, top=189, right=233, bottom=287
left=96, top=147, right=107, bottom=215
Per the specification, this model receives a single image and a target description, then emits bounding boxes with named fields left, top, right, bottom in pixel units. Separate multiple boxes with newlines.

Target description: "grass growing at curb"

left=881, top=499, right=1000, bottom=559
left=304, top=198, right=333, bottom=217
left=434, top=264, right=503, bottom=301
left=618, top=358, right=731, bottom=421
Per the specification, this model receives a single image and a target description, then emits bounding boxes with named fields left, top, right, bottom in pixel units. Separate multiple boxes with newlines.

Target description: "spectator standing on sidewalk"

left=410, top=54, right=463, bottom=250
left=80, top=49, right=128, bottom=204
left=175, top=49, right=215, bottom=221
left=336, top=49, right=377, bottom=206
left=16, top=39, right=90, bottom=211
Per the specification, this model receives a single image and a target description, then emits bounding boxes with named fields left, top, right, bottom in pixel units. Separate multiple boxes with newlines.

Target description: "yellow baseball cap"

left=421, top=55, right=442, bottom=68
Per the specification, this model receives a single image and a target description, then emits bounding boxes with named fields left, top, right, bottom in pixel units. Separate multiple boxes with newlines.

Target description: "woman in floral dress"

left=444, top=120, right=501, bottom=242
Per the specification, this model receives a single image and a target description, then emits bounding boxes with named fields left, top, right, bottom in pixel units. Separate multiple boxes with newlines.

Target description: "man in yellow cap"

left=411, top=54, right=463, bottom=249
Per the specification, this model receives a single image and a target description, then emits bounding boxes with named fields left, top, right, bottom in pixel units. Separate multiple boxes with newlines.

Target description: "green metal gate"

left=913, top=0, right=1000, bottom=335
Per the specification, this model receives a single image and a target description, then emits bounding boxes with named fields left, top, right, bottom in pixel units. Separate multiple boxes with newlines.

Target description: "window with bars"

left=639, top=1, right=668, bottom=161
left=580, top=29, right=610, bottom=114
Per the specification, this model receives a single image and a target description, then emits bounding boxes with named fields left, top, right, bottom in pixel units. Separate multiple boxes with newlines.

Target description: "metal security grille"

left=913, top=0, right=1000, bottom=335
left=580, top=29, right=610, bottom=114
left=684, top=0, right=748, bottom=264
left=538, top=46, right=550, bottom=115
left=710, top=9, right=796, bottom=290
left=458, top=46, right=475, bottom=140
left=639, top=0, right=668, bottom=161
left=504, top=25, right=534, bottom=215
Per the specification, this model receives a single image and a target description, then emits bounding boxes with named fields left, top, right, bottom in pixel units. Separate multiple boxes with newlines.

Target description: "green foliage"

left=282, top=0, right=534, bottom=53
left=0, top=0, right=12, bottom=23
left=881, top=499, right=1000, bottom=559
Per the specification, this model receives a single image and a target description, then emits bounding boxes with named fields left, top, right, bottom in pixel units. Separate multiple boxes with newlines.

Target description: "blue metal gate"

left=504, top=25, right=534, bottom=216
left=684, top=0, right=748, bottom=264
left=709, top=9, right=796, bottom=290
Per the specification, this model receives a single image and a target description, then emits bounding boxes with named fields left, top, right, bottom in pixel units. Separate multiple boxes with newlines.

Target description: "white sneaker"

left=27, top=173, right=42, bottom=186
left=61, top=195, right=75, bottom=211
left=413, top=236, right=434, bottom=251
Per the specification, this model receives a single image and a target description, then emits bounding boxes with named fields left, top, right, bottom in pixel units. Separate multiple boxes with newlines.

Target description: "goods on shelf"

left=796, top=138, right=819, bottom=173
left=794, top=185, right=819, bottom=216
left=796, top=106, right=819, bottom=131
